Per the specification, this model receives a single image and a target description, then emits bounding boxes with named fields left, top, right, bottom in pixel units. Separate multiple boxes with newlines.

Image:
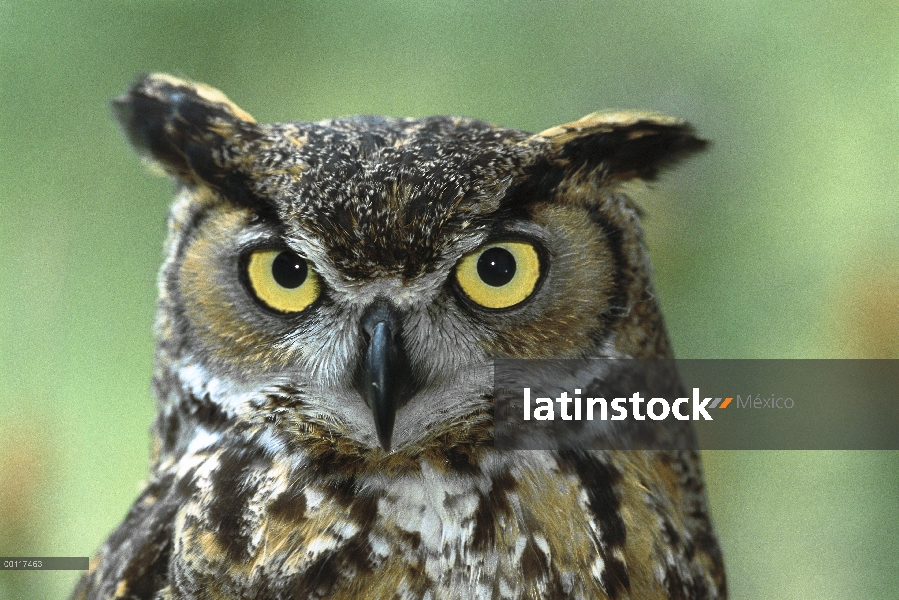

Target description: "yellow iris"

left=455, top=241, right=541, bottom=309
left=246, top=249, right=320, bottom=313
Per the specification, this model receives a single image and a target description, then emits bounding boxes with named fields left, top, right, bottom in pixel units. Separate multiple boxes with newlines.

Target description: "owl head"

left=114, top=74, right=705, bottom=462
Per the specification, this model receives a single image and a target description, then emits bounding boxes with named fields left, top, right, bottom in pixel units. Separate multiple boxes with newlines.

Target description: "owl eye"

left=455, top=241, right=542, bottom=309
left=245, top=249, right=320, bottom=314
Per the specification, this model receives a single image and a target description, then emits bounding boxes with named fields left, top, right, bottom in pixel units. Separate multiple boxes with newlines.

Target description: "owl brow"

left=459, top=213, right=528, bottom=248
left=214, top=181, right=281, bottom=224
left=489, top=184, right=550, bottom=221
left=236, top=199, right=288, bottom=233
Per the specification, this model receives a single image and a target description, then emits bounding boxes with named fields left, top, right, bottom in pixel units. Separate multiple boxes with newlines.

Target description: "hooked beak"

left=361, top=320, right=400, bottom=451
left=357, top=303, right=416, bottom=452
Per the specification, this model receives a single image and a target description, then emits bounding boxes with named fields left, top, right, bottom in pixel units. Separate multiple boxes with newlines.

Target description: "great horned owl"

left=72, top=74, right=725, bottom=599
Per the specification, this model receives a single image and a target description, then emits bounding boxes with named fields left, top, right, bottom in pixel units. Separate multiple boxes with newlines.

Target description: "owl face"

left=116, top=74, right=705, bottom=456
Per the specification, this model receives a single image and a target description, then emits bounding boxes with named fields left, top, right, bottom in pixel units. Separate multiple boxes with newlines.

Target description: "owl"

left=72, top=74, right=725, bottom=600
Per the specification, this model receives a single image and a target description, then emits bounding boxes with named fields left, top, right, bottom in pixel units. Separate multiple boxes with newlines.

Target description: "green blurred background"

left=1, top=1, right=897, bottom=598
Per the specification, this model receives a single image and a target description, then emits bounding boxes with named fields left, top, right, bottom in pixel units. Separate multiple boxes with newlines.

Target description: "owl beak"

left=361, top=320, right=403, bottom=452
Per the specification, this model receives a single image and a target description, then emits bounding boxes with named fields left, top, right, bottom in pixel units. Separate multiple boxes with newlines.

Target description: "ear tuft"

left=112, top=73, right=257, bottom=182
left=533, top=111, right=708, bottom=183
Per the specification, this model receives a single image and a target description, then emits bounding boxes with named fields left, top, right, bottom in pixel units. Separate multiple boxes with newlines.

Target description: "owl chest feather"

left=139, top=438, right=719, bottom=600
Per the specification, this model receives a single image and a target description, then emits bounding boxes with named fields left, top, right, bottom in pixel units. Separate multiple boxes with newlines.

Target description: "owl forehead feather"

left=115, top=73, right=706, bottom=278
left=256, top=118, right=532, bottom=279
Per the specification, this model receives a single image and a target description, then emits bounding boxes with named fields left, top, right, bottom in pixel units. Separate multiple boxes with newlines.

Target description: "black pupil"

left=271, top=251, right=308, bottom=289
left=477, top=247, right=516, bottom=287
